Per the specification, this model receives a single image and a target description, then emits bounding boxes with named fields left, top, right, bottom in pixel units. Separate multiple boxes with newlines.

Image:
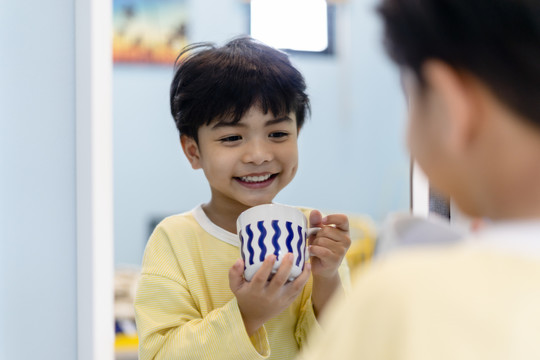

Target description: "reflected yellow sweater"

left=135, top=205, right=345, bottom=360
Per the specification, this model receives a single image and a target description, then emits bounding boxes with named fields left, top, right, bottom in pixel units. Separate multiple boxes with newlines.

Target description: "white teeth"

left=240, top=174, right=272, bottom=183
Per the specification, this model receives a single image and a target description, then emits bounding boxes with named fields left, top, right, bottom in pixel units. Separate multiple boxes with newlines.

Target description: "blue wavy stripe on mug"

left=285, top=221, right=294, bottom=254
left=245, top=224, right=255, bottom=265
left=271, top=220, right=281, bottom=260
left=239, top=231, right=246, bottom=269
left=257, top=221, right=267, bottom=262
left=296, top=225, right=304, bottom=267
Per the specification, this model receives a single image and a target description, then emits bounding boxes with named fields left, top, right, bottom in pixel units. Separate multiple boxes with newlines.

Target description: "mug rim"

left=236, top=203, right=306, bottom=233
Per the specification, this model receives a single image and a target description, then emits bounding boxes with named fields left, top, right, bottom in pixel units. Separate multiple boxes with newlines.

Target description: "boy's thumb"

left=309, top=209, right=323, bottom=227
left=228, top=259, right=244, bottom=292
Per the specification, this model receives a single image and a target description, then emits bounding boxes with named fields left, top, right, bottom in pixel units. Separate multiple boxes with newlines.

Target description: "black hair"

left=377, top=0, right=540, bottom=127
left=170, top=36, right=310, bottom=142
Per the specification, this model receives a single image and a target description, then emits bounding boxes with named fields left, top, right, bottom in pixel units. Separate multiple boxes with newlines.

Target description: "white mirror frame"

left=76, top=0, right=114, bottom=359
left=410, top=160, right=430, bottom=217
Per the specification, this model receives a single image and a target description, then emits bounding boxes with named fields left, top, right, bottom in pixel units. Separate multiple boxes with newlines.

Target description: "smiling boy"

left=181, top=107, right=299, bottom=233
left=134, top=37, right=351, bottom=360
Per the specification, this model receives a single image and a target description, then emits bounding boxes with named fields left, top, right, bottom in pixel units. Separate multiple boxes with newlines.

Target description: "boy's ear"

left=180, top=134, right=202, bottom=169
left=422, top=60, right=480, bottom=153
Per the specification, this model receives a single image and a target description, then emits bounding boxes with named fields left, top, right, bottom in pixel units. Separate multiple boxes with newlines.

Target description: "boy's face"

left=182, top=105, right=299, bottom=212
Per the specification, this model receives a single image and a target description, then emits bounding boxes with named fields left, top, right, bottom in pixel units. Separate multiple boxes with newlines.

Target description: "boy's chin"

left=239, top=197, right=276, bottom=209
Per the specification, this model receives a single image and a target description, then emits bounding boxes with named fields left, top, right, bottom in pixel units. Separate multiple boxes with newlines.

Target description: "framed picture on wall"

left=113, top=0, right=189, bottom=65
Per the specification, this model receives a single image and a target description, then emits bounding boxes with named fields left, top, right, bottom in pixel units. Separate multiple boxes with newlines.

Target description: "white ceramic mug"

left=236, top=203, right=319, bottom=281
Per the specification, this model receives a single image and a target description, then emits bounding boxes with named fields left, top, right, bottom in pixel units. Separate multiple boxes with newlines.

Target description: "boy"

left=299, top=0, right=540, bottom=359
left=134, top=37, right=351, bottom=360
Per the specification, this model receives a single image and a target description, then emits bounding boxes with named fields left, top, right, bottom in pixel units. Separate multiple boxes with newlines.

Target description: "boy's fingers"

left=228, top=259, right=245, bottom=292
left=268, top=253, right=294, bottom=291
left=287, top=262, right=311, bottom=297
left=321, top=214, right=349, bottom=232
left=308, top=244, right=335, bottom=261
left=309, top=209, right=323, bottom=227
left=310, top=229, right=350, bottom=252
left=311, top=235, right=348, bottom=253
left=251, top=255, right=276, bottom=286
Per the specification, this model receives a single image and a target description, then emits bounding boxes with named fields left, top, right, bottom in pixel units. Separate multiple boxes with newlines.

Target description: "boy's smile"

left=181, top=105, right=300, bottom=227
left=235, top=173, right=278, bottom=188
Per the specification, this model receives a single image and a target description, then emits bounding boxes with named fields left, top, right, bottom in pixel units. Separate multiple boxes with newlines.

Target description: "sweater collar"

left=192, top=204, right=240, bottom=247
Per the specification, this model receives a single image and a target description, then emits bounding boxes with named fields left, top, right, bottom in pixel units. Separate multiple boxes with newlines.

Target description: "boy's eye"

left=219, top=135, right=242, bottom=143
left=269, top=132, right=289, bottom=139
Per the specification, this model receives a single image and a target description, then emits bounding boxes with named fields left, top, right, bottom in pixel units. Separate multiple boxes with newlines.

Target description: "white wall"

left=0, top=0, right=78, bottom=358
left=113, top=0, right=409, bottom=266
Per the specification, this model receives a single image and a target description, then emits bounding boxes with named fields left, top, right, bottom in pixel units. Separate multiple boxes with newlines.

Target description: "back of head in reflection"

left=298, top=0, right=540, bottom=359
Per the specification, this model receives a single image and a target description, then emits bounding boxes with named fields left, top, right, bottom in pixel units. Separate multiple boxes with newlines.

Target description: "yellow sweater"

left=135, top=205, right=338, bottom=360
left=299, top=226, right=540, bottom=360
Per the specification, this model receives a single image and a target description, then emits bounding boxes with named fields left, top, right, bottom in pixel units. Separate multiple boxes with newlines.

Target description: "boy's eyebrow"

left=211, top=115, right=293, bottom=129
left=265, top=115, right=293, bottom=126
left=211, top=121, right=246, bottom=129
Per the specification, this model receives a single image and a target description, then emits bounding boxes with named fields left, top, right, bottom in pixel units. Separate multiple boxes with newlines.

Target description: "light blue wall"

left=114, top=0, right=409, bottom=266
left=0, top=0, right=77, bottom=358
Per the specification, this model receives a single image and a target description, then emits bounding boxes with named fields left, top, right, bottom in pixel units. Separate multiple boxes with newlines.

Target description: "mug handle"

left=306, top=227, right=321, bottom=257
left=307, top=227, right=321, bottom=237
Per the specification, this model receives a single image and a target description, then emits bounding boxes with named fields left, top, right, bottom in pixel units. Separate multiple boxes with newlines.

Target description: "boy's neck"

left=201, top=201, right=251, bottom=234
left=483, top=160, right=540, bottom=221
left=472, top=113, right=540, bottom=220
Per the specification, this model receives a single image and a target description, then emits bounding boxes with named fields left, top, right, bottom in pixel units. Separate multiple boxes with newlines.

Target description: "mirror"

left=112, top=0, right=408, bottom=358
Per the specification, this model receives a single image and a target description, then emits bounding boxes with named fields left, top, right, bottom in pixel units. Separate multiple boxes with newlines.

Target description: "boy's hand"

left=308, top=210, right=351, bottom=279
left=229, top=253, right=311, bottom=337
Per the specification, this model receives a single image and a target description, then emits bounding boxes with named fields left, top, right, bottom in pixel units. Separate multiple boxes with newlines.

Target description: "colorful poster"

left=113, top=0, right=189, bottom=65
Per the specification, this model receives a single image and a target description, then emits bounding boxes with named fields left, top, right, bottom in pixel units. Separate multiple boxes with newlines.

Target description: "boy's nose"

left=242, top=140, right=273, bottom=165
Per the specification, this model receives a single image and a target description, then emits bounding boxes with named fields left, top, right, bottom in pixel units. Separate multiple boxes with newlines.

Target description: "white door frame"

left=410, top=160, right=430, bottom=217
left=76, top=0, right=114, bottom=359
